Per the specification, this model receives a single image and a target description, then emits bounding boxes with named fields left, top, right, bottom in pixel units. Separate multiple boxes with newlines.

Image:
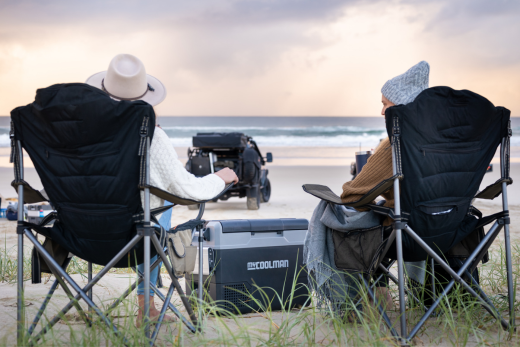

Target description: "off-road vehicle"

left=186, top=132, right=272, bottom=210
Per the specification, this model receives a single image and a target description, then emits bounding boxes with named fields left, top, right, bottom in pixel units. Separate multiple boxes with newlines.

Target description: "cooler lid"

left=220, top=218, right=308, bottom=233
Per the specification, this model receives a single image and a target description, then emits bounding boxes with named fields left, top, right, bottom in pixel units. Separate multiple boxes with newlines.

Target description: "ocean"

left=2, top=116, right=519, bottom=148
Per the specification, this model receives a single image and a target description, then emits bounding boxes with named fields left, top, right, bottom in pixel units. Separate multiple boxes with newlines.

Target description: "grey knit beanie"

left=381, top=61, right=430, bottom=105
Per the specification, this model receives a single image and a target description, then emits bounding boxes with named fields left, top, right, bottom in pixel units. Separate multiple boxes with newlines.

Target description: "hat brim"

left=85, top=71, right=167, bottom=106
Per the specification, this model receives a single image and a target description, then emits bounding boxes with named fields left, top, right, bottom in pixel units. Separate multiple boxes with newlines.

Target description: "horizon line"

left=0, top=114, right=382, bottom=118
left=2, top=114, right=520, bottom=118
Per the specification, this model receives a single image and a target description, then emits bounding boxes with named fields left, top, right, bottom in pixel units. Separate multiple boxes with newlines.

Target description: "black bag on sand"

left=31, top=237, right=71, bottom=284
left=11, top=83, right=156, bottom=267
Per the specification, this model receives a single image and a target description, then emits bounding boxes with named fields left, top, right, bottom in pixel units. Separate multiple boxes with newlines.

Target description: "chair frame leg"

left=28, top=279, right=60, bottom=336
left=195, top=203, right=206, bottom=329
left=105, top=257, right=163, bottom=316
left=501, top=180, right=516, bottom=331
left=25, top=230, right=132, bottom=346
left=391, top=141, right=408, bottom=344
left=150, top=283, right=175, bottom=344
left=149, top=282, right=196, bottom=333
left=404, top=223, right=511, bottom=340
left=88, top=262, right=93, bottom=317
left=430, top=257, right=436, bottom=315
left=143, top=234, right=151, bottom=339
left=151, top=233, right=200, bottom=330
left=354, top=260, right=396, bottom=309
left=453, top=258, right=506, bottom=324
left=16, top=145, right=25, bottom=346
left=376, top=263, right=428, bottom=312
left=359, top=274, right=401, bottom=340
left=26, top=233, right=142, bottom=346
left=385, top=137, right=516, bottom=344
left=17, top=229, right=24, bottom=346
left=43, top=260, right=92, bottom=327
left=354, top=260, right=429, bottom=313
left=143, top=136, right=151, bottom=340
left=25, top=230, right=201, bottom=345
left=134, top=263, right=198, bottom=333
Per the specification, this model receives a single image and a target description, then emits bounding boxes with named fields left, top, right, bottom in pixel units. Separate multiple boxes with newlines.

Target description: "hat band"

left=101, top=78, right=155, bottom=101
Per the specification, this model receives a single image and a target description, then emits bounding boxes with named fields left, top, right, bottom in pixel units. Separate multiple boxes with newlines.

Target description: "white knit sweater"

left=144, top=127, right=225, bottom=209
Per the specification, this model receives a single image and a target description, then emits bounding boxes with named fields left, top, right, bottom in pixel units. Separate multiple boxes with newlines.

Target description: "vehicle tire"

left=260, top=178, right=271, bottom=203
left=246, top=186, right=260, bottom=210
left=243, top=162, right=257, bottom=183
left=187, top=204, right=200, bottom=210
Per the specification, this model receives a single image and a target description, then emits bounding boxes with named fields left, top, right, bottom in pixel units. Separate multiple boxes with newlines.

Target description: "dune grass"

left=0, top=240, right=519, bottom=346
left=0, top=235, right=135, bottom=284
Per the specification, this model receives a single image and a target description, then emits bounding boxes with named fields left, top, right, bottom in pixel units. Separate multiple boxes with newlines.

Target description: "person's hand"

left=214, top=168, right=239, bottom=185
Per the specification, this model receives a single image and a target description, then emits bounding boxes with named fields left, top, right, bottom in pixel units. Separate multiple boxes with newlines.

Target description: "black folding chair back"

left=303, top=86, right=515, bottom=344
left=391, top=87, right=510, bottom=260
left=12, top=83, right=231, bottom=346
left=12, top=83, right=157, bottom=267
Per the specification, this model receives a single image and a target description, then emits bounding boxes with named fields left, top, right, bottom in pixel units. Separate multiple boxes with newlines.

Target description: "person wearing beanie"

left=340, top=61, right=430, bottom=311
left=381, top=61, right=430, bottom=106
left=341, top=61, right=430, bottom=208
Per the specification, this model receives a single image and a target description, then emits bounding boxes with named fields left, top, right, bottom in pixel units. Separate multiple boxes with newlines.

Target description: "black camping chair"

left=11, top=83, right=232, bottom=346
left=303, top=86, right=515, bottom=344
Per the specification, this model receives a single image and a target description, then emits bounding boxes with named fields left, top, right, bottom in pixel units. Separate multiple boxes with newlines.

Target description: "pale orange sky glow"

left=1, top=0, right=519, bottom=116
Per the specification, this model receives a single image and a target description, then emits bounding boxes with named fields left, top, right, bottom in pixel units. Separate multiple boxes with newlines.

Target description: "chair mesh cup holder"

left=331, top=225, right=388, bottom=274
left=167, top=227, right=198, bottom=277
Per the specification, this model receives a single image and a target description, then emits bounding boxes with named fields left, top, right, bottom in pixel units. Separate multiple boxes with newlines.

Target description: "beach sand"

left=0, top=163, right=519, bottom=345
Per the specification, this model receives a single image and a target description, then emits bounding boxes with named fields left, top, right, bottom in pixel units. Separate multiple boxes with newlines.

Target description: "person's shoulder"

left=375, top=137, right=391, bottom=151
left=154, top=126, right=168, bottom=139
left=151, top=126, right=174, bottom=152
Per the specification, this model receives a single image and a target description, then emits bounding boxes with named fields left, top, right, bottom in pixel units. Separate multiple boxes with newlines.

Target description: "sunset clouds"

left=1, top=0, right=519, bottom=116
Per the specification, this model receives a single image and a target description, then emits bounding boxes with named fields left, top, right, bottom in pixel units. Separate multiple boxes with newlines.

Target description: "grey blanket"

left=303, top=200, right=381, bottom=312
left=304, top=200, right=426, bottom=313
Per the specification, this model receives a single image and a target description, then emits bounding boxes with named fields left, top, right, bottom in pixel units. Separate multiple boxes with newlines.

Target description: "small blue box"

left=0, top=208, right=6, bottom=218
left=6, top=210, right=17, bottom=221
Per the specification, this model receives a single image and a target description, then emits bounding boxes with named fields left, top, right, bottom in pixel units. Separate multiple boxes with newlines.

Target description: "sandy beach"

left=0, top=157, right=519, bottom=345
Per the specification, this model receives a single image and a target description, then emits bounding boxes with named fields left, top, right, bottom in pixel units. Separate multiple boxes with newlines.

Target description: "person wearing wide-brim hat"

left=87, top=54, right=239, bottom=327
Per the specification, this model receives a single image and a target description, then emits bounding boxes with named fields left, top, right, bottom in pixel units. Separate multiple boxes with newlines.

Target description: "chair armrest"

left=11, top=180, right=49, bottom=204
left=474, top=177, right=512, bottom=200
left=145, top=183, right=234, bottom=206
left=302, top=175, right=398, bottom=208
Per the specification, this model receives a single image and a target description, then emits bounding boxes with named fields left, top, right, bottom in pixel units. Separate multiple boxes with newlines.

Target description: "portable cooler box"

left=27, top=204, right=54, bottom=224
left=186, top=218, right=309, bottom=314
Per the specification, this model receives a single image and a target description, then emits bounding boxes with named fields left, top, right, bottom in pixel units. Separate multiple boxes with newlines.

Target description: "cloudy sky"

left=0, top=0, right=519, bottom=116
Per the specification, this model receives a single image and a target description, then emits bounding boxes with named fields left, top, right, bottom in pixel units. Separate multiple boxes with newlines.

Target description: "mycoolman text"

left=247, top=260, right=289, bottom=270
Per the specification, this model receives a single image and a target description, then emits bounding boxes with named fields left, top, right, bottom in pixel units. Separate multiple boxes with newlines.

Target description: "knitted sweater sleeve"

left=148, top=128, right=225, bottom=202
left=340, top=137, right=395, bottom=208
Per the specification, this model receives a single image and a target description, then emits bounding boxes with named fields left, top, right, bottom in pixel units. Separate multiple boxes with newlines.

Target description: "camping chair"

left=303, top=86, right=515, bottom=344
left=11, top=83, right=231, bottom=346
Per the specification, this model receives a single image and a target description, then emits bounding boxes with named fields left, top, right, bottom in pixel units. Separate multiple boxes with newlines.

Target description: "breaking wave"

left=1, top=125, right=519, bottom=148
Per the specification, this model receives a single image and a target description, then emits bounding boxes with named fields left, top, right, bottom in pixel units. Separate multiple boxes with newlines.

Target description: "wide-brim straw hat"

left=85, top=54, right=166, bottom=106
